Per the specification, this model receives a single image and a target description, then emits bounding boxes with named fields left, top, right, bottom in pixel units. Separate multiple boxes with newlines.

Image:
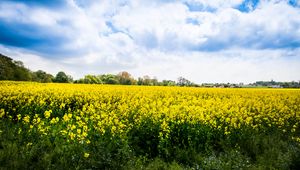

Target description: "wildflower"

left=17, top=114, right=21, bottom=120
left=63, top=114, right=70, bottom=122
left=69, top=132, right=75, bottom=140
left=44, top=110, right=52, bottom=119
left=0, top=109, right=5, bottom=118
left=50, top=118, right=57, bottom=124
left=23, top=115, right=30, bottom=123
left=84, top=153, right=90, bottom=158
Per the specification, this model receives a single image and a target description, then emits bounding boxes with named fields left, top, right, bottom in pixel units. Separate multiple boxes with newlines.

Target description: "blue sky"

left=0, top=0, right=300, bottom=83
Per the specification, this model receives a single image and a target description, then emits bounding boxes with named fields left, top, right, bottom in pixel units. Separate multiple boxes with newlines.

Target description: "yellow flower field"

left=0, top=81, right=300, bottom=169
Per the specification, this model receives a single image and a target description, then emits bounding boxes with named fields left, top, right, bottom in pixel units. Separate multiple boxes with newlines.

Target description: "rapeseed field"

left=0, top=81, right=299, bottom=169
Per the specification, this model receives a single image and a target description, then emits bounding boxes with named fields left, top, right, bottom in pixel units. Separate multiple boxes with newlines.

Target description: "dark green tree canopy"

left=99, top=74, right=119, bottom=84
left=54, top=71, right=72, bottom=83
left=0, top=54, right=31, bottom=81
left=32, top=70, right=54, bottom=83
left=75, top=75, right=102, bottom=84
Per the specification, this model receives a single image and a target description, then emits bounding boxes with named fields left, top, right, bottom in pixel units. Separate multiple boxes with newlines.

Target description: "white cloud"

left=183, top=0, right=244, bottom=9
left=0, top=0, right=299, bottom=83
left=125, top=48, right=300, bottom=83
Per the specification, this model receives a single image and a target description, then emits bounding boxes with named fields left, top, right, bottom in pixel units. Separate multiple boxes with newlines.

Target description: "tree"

left=162, top=80, right=176, bottom=86
left=99, top=74, right=119, bottom=84
left=0, top=54, right=31, bottom=81
left=54, top=71, right=72, bottom=83
left=117, top=71, right=134, bottom=85
left=32, top=70, right=54, bottom=83
left=0, top=54, right=14, bottom=80
left=137, top=76, right=160, bottom=86
left=137, top=77, right=143, bottom=85
left=150, top=77, right=158, bottom=86
left=142, top=75, right=151, bottom=85
left=177, top=77, right=193, bottom=86
left=13, top=63, right=32, bottom=81
left=81, top=75, right=101, bottom=84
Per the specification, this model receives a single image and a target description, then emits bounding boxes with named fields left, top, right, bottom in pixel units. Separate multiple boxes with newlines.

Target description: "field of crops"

left=0, top=81, right=300, bottom=169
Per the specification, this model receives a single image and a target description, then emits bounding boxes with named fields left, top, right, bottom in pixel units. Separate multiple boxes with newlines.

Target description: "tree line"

left=0, top=54, right=195, bottom=86
left=0, top=54, right=73, bottom=83
left=250, top=80, right=300, bottom=88
left=73, top=73, right=191, bottom=86
left=1, top=53, right=299, bottom=88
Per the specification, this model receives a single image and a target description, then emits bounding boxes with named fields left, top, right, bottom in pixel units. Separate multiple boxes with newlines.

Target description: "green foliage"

left=137, top=76, right=160, bottom=86
left=75, top=75, right=102, bottom=84
left=0, top=120, right=134, bottom=169
left=0, top=54, right=32, bottom=81
left=162, top=80, right=176, bottom=86
left=0, top=54, right=14, bottom=80
left=100, top=74, right=119, bottom=84
left=128, top=118, right=161, bottom=158
left=32, top=70, right=54, bottom=83
left=1, top=82, right=300, bottom=169
left=253, top=80, right=300, bottom=88
left=1, top=119, right=299, bottom=169
left=0, top=54, right=55, bottom=83
left=133, top=158, right=184, bottom=170
left=54, top=71, right=73, bottom=83
left=74, top=74, right=120, bottom=84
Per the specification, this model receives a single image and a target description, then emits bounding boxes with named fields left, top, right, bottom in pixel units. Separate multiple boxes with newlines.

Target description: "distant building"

left=269, top=85, right=282, bottom=88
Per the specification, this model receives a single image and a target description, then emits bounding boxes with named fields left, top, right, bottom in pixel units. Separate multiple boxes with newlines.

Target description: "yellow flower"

left=84, top=153, right=90, bottom=158
left=1, top=81, right=300, bottom=150
left=44, top=110, right=52, bottom=119
left=0, top=109, right=5, bottom=118
left=68, top=113, right=72, bottom=119
left=63, top=114, right=70, bottom=122
left=50, top=118, right=57, bottom=124
left=69, top=132, right=75, bottom=140
left=23, top=115, right=30, bottom=123
left=60, top=103, right=66, bottom=109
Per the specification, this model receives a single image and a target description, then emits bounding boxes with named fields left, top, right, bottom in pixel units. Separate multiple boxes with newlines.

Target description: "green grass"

left=1, top=120, right=299, bottom=170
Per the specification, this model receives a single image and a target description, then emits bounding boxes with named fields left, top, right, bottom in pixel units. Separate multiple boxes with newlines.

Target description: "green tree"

left=13, top=62, right=32, bottom=81
left=162, top=80, right=176, bottom=86
left=137, top=77, right=143, bottom=85
left=32, top=70, right=54, bottom=83
left=0, top=54, right=14, bottom=80
left=99, top=74, right=119, bottom=84
left=54, top=71, right=72, bottom=83
left=82, top=75, right=102, bottom=84
left=0, top=54, right=31, bottom=81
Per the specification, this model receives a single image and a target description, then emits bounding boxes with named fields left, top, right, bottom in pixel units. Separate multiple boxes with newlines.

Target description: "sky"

left=0, top=0, right=300, bottom=83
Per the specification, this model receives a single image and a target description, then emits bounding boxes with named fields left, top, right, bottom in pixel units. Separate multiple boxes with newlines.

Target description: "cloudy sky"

left=0, top=0, right=300, bottom=83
